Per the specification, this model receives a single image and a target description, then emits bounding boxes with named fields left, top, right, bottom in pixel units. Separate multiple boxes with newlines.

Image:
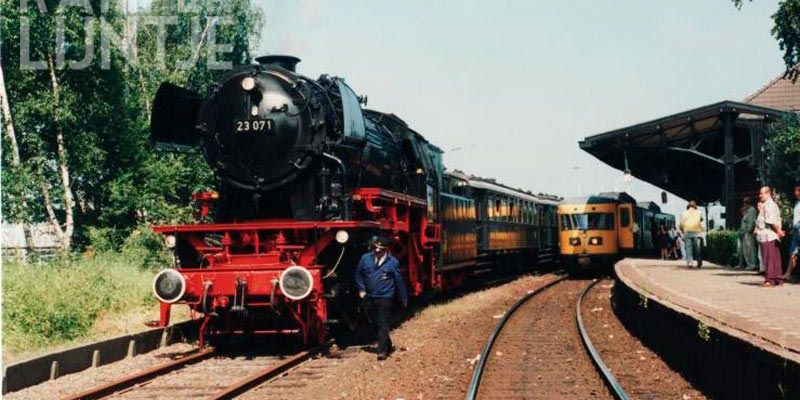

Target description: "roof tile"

left=744, top=67, right=800, bottom=111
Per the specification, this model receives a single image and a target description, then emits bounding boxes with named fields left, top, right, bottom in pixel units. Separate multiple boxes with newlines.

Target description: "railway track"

left=466, top=277, right=629, bottom=400
left=62, top=343, right=326, bottom=400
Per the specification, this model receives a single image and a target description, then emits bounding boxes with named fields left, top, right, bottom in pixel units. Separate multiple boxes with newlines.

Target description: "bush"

left=86, top=227, right=127, bottom=253
left=86, top=225, right=171, bottom=271
left=3, top=253, right=155, bottom=357
left=121, top=226, right=171, bottom=271
left=705, top=230, right=739, bottom=266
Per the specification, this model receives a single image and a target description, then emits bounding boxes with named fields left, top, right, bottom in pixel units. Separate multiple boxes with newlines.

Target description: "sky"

left=254, top=0, right=784, bottom=218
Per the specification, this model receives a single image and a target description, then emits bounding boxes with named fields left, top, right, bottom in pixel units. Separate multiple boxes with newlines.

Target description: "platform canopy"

left=579, top=100, right=785, bottom=227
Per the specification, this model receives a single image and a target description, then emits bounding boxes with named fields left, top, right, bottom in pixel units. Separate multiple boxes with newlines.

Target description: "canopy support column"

left=723, top=112, right=737, bottom=229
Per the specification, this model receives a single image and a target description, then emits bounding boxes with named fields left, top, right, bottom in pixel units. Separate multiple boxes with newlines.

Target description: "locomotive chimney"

left=255, top=55, right=301, bottom=72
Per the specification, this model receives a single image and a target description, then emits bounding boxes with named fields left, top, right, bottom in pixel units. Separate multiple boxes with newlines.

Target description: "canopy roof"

left=579, top=101, right=785, bottom=203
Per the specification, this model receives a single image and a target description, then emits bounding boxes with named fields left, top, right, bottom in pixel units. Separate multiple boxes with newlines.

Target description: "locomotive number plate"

left=234, top=118, right=274, bottom=133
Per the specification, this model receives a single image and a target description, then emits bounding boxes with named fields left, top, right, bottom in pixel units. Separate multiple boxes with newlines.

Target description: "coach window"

left=620, top=208, right=631, bottom=227
left=523, top=203, right=529, bottom=224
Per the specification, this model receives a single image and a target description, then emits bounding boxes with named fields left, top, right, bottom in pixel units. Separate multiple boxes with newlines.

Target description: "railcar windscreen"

left=560, top=213, right=615, bottom=231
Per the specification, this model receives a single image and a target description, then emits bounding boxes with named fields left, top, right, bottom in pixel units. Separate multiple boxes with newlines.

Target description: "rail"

left=577, top=279, right=630, bottom=400
left=62, top=347, right=216, bottom=400
left=464, top=275, right=566, bottom=399
left=465, top=277, right=630, bottom=400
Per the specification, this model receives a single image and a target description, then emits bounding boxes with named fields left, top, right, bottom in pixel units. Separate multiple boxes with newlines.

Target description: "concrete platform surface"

left=616, top=258, right=800, bottom=363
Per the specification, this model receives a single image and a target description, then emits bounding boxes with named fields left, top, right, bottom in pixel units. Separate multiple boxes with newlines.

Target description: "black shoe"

left=377, top=353, right=388, bottom=361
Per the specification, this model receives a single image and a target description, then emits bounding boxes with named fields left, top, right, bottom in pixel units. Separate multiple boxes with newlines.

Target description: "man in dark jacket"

left=355, top=236, right=408, bottom=360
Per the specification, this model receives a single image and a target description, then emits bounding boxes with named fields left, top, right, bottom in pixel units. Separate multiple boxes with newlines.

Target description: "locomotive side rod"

left=61, top=347, right=216, bottom=400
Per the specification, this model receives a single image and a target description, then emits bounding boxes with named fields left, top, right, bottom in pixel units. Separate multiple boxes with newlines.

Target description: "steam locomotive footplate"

left=234, top=118, right=274, bottom=133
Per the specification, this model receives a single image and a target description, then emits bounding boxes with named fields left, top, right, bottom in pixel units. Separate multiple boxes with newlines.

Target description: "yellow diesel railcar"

left=558, top=192, right=674, bottom=271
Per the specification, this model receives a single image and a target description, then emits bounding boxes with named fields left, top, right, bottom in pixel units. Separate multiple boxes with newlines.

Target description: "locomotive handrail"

left=322, top=152, right=349, bottom=219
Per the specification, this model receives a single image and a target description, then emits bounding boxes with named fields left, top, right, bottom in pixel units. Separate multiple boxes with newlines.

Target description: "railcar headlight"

left=569, top=237, right=581, bottom=246
left=153, top=269, right=186, bottom=303
left=279, top=266, right=314, bottom=301
left=589, top=237, right=603, bottom=245
left=335, top=230, right=349, bottom=244
left=241, top=76, right=256, bottom=91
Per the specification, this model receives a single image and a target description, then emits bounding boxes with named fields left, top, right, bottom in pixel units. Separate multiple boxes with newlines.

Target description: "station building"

left=580, top=67, right=799, bottom=228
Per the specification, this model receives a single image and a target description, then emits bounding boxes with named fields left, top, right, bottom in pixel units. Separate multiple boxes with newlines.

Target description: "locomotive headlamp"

left=152, top=269, right=186, bottom=304
left=569, top=237, right=581, bottom=246
left=241, top=76, right=256, bottom=91
left=589, top=237, right=603, bottom=245
left=335, top=230, right=349, bottom=244
left=279, top=266, right=314, bottom=301
left=165, top=234, right=177, bottom=249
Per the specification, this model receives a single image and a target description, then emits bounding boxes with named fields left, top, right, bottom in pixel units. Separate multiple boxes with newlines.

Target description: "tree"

left=762, top=114, right=800, bottom=197
left=1, top=0, right=264, bottom=251
left=1, top=1, right=124, bottom=250
left=98, top=0, right=262, bottom=228
left=734, top=0, right=800, bottom=75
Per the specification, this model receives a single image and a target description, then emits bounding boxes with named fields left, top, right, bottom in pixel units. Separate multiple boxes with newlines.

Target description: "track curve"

left=466, top=277, right=629, bottom=400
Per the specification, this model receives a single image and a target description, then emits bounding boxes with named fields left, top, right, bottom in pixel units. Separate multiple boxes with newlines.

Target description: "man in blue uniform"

left=355, top=236, right=408, bottom=360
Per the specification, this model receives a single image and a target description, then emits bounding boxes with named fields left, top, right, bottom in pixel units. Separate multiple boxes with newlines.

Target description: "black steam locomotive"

left=148, top=55, right=560, bottom=345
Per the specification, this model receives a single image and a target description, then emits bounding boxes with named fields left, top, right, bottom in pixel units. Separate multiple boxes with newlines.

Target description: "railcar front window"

left=560, top=213, right=615, bottom=231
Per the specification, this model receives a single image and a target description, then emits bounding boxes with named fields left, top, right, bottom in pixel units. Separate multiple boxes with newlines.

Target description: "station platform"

left=615, top=259, right=800, bottom=363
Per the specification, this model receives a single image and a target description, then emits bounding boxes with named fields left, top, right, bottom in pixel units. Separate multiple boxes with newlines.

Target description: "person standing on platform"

left=670, top=227, right=683, bottom=260
left=656, top=225, right=669, bottom=260
left=755, top=200, right=766, bottom=273
left=737, top=197, right=758, bottom=270
left=782, top=185, right=800, bottom=282
left=680, top=200, right=704, bottom=268
left=755, top=186, right=785, bottom=287
left=355, top=236, right=408, bottom=360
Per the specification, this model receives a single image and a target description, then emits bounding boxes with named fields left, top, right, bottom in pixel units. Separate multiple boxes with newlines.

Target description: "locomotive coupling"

left=153, top=269, right=187, bottom=304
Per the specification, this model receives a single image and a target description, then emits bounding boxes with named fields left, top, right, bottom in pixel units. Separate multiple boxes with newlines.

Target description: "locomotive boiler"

left=152, top=55, right=433, bottom=221
left=148, top=55, right=559, bottom=346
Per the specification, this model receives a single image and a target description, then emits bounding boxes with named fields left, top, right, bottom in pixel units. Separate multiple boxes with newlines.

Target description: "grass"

left=2, top=251, right=181, bottom=363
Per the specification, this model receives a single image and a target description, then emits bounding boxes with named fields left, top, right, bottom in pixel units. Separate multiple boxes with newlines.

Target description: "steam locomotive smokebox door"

left=198, top=69, right=322, bottom=191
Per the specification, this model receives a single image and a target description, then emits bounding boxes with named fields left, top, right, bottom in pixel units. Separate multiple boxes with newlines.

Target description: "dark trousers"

left=365, top=297, right=393, bottom=355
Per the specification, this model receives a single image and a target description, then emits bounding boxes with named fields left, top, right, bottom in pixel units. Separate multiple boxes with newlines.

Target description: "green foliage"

left=120, top=226, right=172, bottom=271
left=3, top=254, right=154, bottom=355
left=1, top=0, right=262, bottom=247
left=762, top=114, right=800, bottom=199
left=86, top=225, right=170, bottom=270
left=705, top=230, right=739, bottom=266
left=734, top=0, right=800, bottom=70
